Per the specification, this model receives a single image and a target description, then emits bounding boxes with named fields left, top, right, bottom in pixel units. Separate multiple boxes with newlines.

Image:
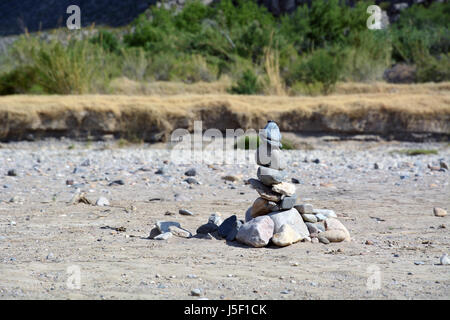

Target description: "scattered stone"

left=440, top=161, right=449, bottom=170
left=179, top=209, right=194, bottom=216
left=272, top=182, right=296, bottom=197
left=433, top=207, right=447, bottom=217
left=95, top=197, right=110, bottom=207
left=236, top=216, right=274, bottom=248
left=319, top=230, right=347, bottom=243
left=295, top=204, right=314, bottom=215
left=196, top=223, right=218, bottom=235
left=155, top=167, right=167, bottom=175
left=218, top=215, right=237, bottom=238
left=324, top=218, right=351, bottom=241
left=7, top=169, right=17, bottom=177
left=272, top=224, right=302, bottom=247
left=154, top=232, right=172, bottom=240
left=81, top=159, right=90, bottom=166
left=279, top=196, right=297, bottom=210
left=169, top=226, right=192, bottom=238
left=9, top=196, right=24, bottom=204
left=185, top=168, right=196, bottom=176
left=221, top=175, right=242, bottom=182
left=257, top=166, right=286, bottom=186
left=248, top=178, right=282, bottom=202
left=414, top=261, right=425, bottom=265
left=440, top=254, right=449, bottom=265
left=291, top=178, right=301, bottom=184
left=268, top=208, right=310, bottom=239
left=226, top=220, right=243, bottom=242
left=109, top=179, right=125, bottom=186
left=191, top=288, right=202, bottom=296
left=66, top=179, right=74, bottom=186
left=374, top=163, right=382, bottom=170
left=184, top=177, right=200, bottom=185
left=301, top=214, right=318, bottom=223
left=156, top=221, right=181, bottom=233
left=365, top=240, right=374, bottom=245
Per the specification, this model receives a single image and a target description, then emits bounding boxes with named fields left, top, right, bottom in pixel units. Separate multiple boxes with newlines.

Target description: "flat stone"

left=259, top=121, right=282, bottom=147
left=184, top=177, right=200, bottom=185
left=324, top=218, right=351, bottom=241
left=315, top=213, right=327, bottom=221
left=279, top=196, right=297, bottom=210
left=218, top=215, right=237, bottom=238
left=272, top=182, right=296, bottom=197
left=320, top=230, right=347, bottom=243
left=236, top=216, right=274, bottom=248
left=156, top=221, right=181, bottom=233
left=301, top=213, right=318, bottom=223
left=257, top=166, right=286, bottom=186
left=313, top=209, right=337, bottom=218
left=179, top=209, right=195, bottom=216
left=268, top=208, right=309, bottom=239
left=433, top=207, right=447, bottom=217
left=251, top=197, right=278, bottom=218
left=318, top=235, right=330, bottom=244
left=271, top=224, right=302, bottom=247
left=295, top=204, right=314, bottom=214
left=196, top=223, right=218, bottom=234
left=95, top=197, right=110, bottom=207
left=154, top=232, right=172, bottom=240
left=248, top=178, right=282, bottom=202
left=169, top=226, right=192, bottom=238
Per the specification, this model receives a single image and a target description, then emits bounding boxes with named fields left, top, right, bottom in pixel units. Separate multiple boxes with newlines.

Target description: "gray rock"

left=305, top=222, right=325, bottom=234
left=268, top=208, right=309, bottom=238
left=295, top=204, right=314, bottom=214
left=315, top=213, right=328, bottom=221
left=255, top=145, right=286, bottom=170
left=191, top=288, right=202, bottom=296
left=179, top=209, right=194, bottom=216
left=226, top=220, right=243, bottom=242
left=301, top=213, right=318, bottom=223
left=154, top=232, right=172, bottom=240
left=155, top=167, right=167, bottom=175
left=95, top=197, right=110, bottom=207
left=7, top=169, right=17, bottom=177
left=109, top=179, right=125, bottom=186
left=218, top=215, right=237, bottom=238
left=245, top=207, right=253, bottom=222
left=184, top=177, right=200, bottom=185
left=156, top=221, right=181, bottom=233
left=236, top=216, right=274, bottom=248
left=257, top=166, right=286, bottom=186
left=318, top=236, right=330, bottom=244
left=279, top=196, right=297, bottom=210
left=196, top=223, right=218, bottom=234
left=149, top=227, right=161, bottom=239
left=185, top=168, right=197, bottom=176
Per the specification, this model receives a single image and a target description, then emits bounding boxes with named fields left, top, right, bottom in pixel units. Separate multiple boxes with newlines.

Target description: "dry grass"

left=0, top=85, right=449, bottom=140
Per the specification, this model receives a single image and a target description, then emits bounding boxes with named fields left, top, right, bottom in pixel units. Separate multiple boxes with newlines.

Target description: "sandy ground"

left=0, top=135, right=449, bottom=300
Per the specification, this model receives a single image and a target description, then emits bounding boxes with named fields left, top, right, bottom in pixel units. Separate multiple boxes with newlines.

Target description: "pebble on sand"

left=433, top=207, right=447, bottom=217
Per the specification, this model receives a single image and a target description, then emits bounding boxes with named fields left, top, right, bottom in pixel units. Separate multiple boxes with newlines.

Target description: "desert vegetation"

left=0, top=0, right=448, bottom=96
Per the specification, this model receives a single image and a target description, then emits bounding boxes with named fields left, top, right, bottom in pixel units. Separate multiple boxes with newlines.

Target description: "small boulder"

left=433, top=207, right=447, bottom=217
left=236, top=216, right=274, bottom=248
left=251, top=197, right=278, bottom=218
left=268, top=208, right=309, bottom=239
left=279, top=196, right=297, bottom=210
left=324, top=218, right=351, bottom=241
left=319, top=230, right=347, bottom=243
left=271, top=224, right=302, bottom=247
left=218, top=215, right=237, bottom=238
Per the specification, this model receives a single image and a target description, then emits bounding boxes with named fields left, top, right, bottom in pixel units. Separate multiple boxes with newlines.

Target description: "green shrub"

left=0, top=66, right=42, bottom=95
left=230, top=69, right=262, bottom=94
left=91, top=30, right=121, bottom=53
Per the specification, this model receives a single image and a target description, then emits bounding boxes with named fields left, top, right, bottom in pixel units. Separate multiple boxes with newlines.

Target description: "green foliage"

left=91, top=30, right=121, bottom=53
left=230, top=69, right=262, bottom=95
left=0, top=66, right=42, bottom=95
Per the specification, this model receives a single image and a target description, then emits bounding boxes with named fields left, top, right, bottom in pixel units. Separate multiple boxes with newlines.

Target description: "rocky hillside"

left=0, top=0, right=439, bottom=36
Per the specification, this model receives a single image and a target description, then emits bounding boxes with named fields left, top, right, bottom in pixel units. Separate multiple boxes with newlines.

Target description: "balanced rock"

left=257, top=166, right=286, bottom=186
left=248, top=178, right=282, bottom=202
left=268, top=208, right=309, bottom=239
left=255, top=145, right=286, bottom=170
left=236, top=216, right=274, bottom=248
left=251, top=197, right=279, bottom=218
left=301, top=213, right=318, bottom=223
left=279, top=196, right=297, bottom=210
left=272, top=224, right=302, bottom=247
left=245, top=207, right=253, bottom=222
left=272, top=182, right=296, bottom=197
left=324, top=218, right=351, bottom=241
left=259, top=120, right=282, bottom=148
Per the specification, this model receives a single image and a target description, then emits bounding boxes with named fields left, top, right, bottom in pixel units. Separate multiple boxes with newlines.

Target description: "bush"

left=0, top=66, right=42, bottom=95
left=230, top=69, right=262, bottom=95
left=90, top=30, right=121, bottom=53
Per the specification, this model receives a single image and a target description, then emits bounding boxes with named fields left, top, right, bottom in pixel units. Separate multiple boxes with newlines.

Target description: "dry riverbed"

left=0, top=136, right=449, bottom=299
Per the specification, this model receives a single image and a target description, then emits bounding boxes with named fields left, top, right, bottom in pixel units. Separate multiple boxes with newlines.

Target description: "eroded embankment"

left=0, top=93, right=449, bottom=142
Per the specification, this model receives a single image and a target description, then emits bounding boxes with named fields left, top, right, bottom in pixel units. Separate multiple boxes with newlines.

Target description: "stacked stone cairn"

left=197, top=120, right=351, bottom=248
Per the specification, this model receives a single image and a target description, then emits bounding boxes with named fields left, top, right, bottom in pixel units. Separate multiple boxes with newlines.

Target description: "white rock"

left=268, top=208, right=309, bottom=239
